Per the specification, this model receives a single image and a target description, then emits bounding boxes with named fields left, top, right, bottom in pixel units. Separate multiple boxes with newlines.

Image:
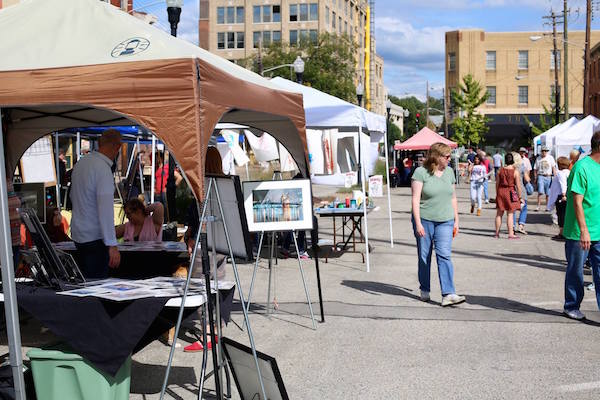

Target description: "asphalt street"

left=9, top=182, right=600, bottom=399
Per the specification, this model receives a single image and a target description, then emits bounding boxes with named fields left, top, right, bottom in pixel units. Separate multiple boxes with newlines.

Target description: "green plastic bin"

left=26, top=344, right=131, bottom=400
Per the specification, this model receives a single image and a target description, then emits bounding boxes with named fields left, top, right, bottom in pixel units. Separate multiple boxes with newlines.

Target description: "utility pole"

left=443, top=87, right=449, bottom=138
left=425, top=80, right=429, bottom=127
left=543, top=11, right=561, bottom=125
left=563, top=0, right=569, bottom=119
left=584, top=0, right=592, bottom=115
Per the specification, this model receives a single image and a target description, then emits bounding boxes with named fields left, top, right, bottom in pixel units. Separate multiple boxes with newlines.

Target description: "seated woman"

left=43, top=206, right=71, bottom=243
left=116, top=199, right=164, bottom=242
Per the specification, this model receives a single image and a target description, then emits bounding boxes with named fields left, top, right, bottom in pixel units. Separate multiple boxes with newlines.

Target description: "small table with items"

left=314, top=207, right=373, bottom=263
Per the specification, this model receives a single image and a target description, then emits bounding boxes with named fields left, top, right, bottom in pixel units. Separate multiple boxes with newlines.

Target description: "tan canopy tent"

left=0, top=0, right=309, bottom=397
left=0, top=0, right=308, bottom=201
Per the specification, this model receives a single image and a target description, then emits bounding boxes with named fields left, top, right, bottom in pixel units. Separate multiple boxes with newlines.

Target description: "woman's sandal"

left=507, top=235, right=520, bottom=240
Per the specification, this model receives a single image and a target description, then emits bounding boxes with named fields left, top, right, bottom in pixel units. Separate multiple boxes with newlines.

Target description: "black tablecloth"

left=15, top=283, right=236, bottom=377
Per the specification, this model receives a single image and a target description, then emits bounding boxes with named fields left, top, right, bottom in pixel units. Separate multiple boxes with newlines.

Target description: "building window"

left=310, top=29, right=318, bottom=44
left=217, top=32, right=225, bottom=49
left=486, top=86, right=496, bottom=105
left=290, top=30, right=298, bottom=45
left=262, top=31, right=271, bottom=46
left=518, top=86, right=528, bottom=104
left=551, top=50, right=561, bottom=70
left=236, top=7, right=244, bottom=23
left=273, top=31, right=281, bottom=43
left=518, top=50, right=528, bottom=70
left=290, top=4, right=298, bottom=22
left=486, top=51, right=496, bottom=70
left=309, top=3, right=318, bottom=20
left=226, top=6, right=235, bottom=23
left=299, top=4, right=309, bottom=21
left=227, top=32, right=235, bottom=49
left=253, top=31, right=261, bottom=48
left=344, top=21, right=348, bottom=35
left=325, top=6, right=330, bottom=26
left=338, top=16, right=342, bottom=34
left=299, top=29, right=309, bottom=42
left=332, top=11, right=336, bottom=28
left=262, top=5, right=271, bottom=22
left=236, top=32, right=244, bottom=49
left=273, top=5, right=281, bottom=22
left=448, top=52, right=456, bottom=71
left=217, top=7, right=225, bottom=24
left=253, top=6, right=260, bottom=23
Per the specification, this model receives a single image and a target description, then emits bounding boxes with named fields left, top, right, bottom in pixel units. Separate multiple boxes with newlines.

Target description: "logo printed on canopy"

left=111, top=38, right=150, bottom=58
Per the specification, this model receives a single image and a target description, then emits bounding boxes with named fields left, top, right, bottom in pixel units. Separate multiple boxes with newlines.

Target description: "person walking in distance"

left=513, top=151, right=532, bottom=235
left=468, top=155, right=487, bottom=216
left=493, top=150, right=504, bottom=179
left=478, top=150, right=491, bottom=203
left=494, top=153, right=524, bottom=239
left=562, top=132, right=600, bottom=320
left=411, top=143, right=465, bottom=307
left=534, top=146, right=557, bottom=211
left=547, top=157, right=571, bottom=241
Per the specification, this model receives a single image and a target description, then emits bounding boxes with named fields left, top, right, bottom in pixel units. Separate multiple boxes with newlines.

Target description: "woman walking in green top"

left=411, top=143, right=466, bottom=307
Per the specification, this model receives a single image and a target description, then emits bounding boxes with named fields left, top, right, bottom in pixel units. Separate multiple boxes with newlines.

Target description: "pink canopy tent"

left=394, top=127, right=457, bottom=150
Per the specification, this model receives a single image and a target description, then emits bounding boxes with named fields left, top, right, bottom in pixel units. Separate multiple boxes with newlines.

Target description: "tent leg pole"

left=150, top=135, right=155, bottom=204
left=383, top=130, right=394, bottom=248
left=55, top=133, right=61, bottom=210
left=359, top=126, right=370, bottom=272
left=76, top=131, right=81, bottom=161
left=0, top=109, right=26, bottom=400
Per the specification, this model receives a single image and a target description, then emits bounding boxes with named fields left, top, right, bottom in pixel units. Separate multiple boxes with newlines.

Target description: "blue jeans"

left=483, top=179, right=489, bottom=200
left=564, top=239, right=600, bottom=311
left=470, top=181, right=484, bottom=209
left=412, top=218, right=457, bottom=295
left=513, top=199, right=528, bottom=226
left=537, top=175, right=551, bottom=195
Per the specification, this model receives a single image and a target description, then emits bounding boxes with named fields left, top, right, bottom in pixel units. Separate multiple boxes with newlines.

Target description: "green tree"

left=389, top=95, right=425, bottom=137
left=450, top=74, right=490, bottom=146
left=387, top=122, right=402, bottom=148
left=524, top=102, right=563, bottom=136
left=242, top=33, right=357, bottom=102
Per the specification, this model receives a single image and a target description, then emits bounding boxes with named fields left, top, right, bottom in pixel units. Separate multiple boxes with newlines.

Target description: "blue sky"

left=135, top=0, right=599, bottom=100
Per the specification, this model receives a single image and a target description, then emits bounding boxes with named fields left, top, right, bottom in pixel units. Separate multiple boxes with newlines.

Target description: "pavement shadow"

left=465, top=294, right=600, bottom=326
left=340, top=280, right=420, bottom=300
left=130, top=360, right=198, bottom=396
left=499, top=253, right=565, bottom=272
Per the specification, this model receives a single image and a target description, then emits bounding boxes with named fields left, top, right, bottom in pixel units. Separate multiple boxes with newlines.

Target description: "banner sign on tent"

left=369, top=175, right=383, bottom=197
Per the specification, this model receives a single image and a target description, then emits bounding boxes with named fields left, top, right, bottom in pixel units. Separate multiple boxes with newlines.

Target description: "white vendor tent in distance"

left=534, top=117, right=578, bottom=155
left=270, top=77, right=393, bottom=272
left=552, top=115, right=600, bottom=157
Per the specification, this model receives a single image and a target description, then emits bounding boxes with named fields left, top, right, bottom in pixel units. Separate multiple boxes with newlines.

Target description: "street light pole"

left=166, top=0, right=183, bottom=223
left=551, top=11, right=560, bottom=124
left=293, top=56, right=305, bottom=84
left=356, top=82, right=364, bottom=107
left=563, top=0, right=569, bottom=119
left=584, top=0, right=592, bottom=115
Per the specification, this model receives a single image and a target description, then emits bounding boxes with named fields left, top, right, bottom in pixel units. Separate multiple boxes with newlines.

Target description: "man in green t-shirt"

left=562, top=131, right=600, bottom=320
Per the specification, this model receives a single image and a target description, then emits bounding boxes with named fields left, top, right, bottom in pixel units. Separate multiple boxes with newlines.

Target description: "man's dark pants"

left=75, top=240, right=110, bottom=279
left=564, top=239, right=600, bottom=311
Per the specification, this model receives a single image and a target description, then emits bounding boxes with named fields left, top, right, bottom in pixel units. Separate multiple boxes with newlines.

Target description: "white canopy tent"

left=552, top=115, right=600, bottom=157
left=534, top=117, right=578, bottom=155
left=271, top=77, right=393, bottom=272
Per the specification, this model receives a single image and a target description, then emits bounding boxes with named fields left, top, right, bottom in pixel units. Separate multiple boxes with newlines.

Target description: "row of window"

left=218, top=4, right=319, bottom=24
left=484, top=85, right=560, bottom=105
left=217, top=6, right=245, bottom=24
left=219, top=29, right=319, bottom=50
left=448, top=50, right=561, bottom=71
left=327, top=7, right=350, bottom=35
left=217, top=32, right=245, bottom=49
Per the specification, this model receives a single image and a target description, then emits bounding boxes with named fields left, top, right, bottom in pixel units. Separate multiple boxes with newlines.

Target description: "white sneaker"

left=563, top=309, right=585, bottom=320
left=420, top=290, right=430, bottom=301
left=441, top=294, right=466, bottom=307
left=484, top=199, right=490, bottom=204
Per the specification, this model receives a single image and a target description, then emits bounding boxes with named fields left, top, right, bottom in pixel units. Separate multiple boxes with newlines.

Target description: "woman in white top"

left=547, top=156, right=571, bottom=240
left=468, top=155, right=487, bottom=216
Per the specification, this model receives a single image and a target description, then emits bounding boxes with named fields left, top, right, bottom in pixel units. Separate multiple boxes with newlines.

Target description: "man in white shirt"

left=534, top=145, right=558, bottom=211
left=492, top=150, right=503, bottom=179
left=519, top=147, right=532, bottom=173
left=70, top=129, right=121, bottom=278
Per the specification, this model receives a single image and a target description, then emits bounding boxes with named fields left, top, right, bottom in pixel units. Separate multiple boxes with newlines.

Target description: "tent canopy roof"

left=394, top=127, right=457, bottom=150
left=554, top=115, right=600, bottom=146
left=0, top=0, right=308, bottom=198
left=0, top=0, right=293, bottom=95
left=270, top=77, right=386, bottom=132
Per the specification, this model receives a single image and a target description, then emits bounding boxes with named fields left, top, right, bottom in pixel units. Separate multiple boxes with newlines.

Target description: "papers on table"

left=58, top=277, right=235, bottom=301
left=53, top=241, right=187, bottom=253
